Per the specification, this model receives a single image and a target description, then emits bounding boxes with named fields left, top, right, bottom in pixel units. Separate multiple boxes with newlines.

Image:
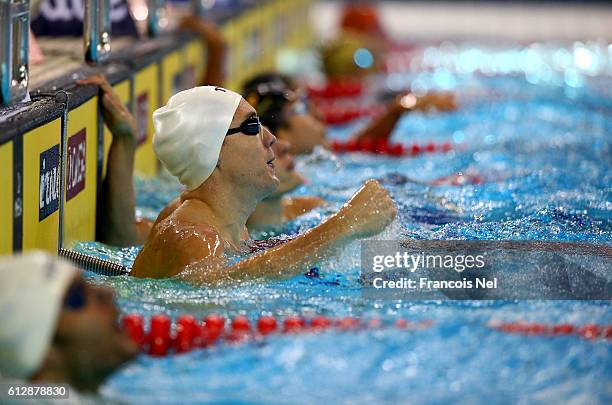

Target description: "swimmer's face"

left=277, top=102, right=327, bottom=155
left=48, top=274, right=138, bottom=390
left=217, top=99, right=279, bottom=199
left=267, top=139, right=305, bottom=198
left=273, top=139, right=295, bottom=173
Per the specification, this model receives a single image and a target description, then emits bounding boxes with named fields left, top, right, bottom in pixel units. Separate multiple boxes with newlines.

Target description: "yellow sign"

left=22, top=119, right=61, bottom=252
left=260, top=1, right=277, bottom=73
left=102, top=80, right=131, bottom=179
left=161, top=50, right=183, bottom=104
left=134, top=63, right=160, bottom=176
left=239, top=7, right=266, bottom=85
left=0, top=141, right=13, bottom=255
left=185, top=39, right=206, bottom=88
left=63, top=98, right=99, bottom=248
left=221, top=19, right=238, bottom=91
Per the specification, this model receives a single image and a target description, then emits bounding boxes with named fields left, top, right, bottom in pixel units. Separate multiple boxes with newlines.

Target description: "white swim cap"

left=0, top=252, right=76, bottom=379
left=153, top=86, right=243, bottom=190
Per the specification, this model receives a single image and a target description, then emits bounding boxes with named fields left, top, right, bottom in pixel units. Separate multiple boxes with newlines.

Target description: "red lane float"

left=175, top=315, right=199, bottom=353
left=257, top=316, right=278, bottom=335
left=331, top=139, right=454, bottom=157
left=122, top=314, right=432, bottom=357
left=122, top=314, right=146, bottom=348
left=148, top=314, right=172, bottom=356
left=319, top=103, right=387, bottom=125
left=202, top=314, right=226, bottom=347
left=307, top=80, right=363, bottom=99
left=283, top=316, right=306, bottom=333
left=323, top=106, right=368, bottom=125
left=489, top=321, right=612, bottom=341
left=124, top=315, right=611, bottom=358
left=311, top=316, right=333, bottom=330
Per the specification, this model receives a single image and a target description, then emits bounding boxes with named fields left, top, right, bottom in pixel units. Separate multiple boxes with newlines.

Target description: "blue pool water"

left=77, top=43, right=611, bottom=404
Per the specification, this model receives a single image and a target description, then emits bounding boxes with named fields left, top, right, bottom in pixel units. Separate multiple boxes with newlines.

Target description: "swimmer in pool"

left=81, top=76, right=318, bottom=244
left=0, top=252, right=138, bottom=391
left=78, top=14, right=227, bottom=245
left=242, top=73, right=457, bottom=155
left=150, top=138, right=325, bottom=231
left=131, top=86, right=397, bottom=283
left=246, top=139, right=325, bottom=229
left=321, top=3, right=390, bottom=80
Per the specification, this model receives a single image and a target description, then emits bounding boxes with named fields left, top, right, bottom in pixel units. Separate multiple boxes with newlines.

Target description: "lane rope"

left=489, top=321, right=612, bottom=340
left=122, top=313, right=612, bottom=358
left=122, top=314, right=433, bottom=357
left=331, top=139, right=454, bottom=156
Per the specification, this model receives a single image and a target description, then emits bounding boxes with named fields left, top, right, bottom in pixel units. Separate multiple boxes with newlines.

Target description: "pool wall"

left=0, top=0, right=314, bottom=256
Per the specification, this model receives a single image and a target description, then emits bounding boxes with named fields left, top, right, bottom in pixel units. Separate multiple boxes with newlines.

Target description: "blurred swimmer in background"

left=246, top=139, right=325, bottom=230
left=242, top=73, right=456, bottom=155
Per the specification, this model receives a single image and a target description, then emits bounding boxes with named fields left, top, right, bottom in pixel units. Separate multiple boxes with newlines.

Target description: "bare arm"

left=180, top=17, right=227, bottom=86
left=78, top=75, right=139, bottom=246
left=352, top=98, right=406, bottom=142
left=353, top=92, right=457, bottom=142
left=180, top=180, right=396, bottom=285
left=282, top=196, right=325, bottom=220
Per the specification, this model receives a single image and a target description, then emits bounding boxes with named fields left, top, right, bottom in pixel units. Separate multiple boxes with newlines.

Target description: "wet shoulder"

left=153, top=208, right=220, bottom=249
left=134, top=213, right=223, bottom=278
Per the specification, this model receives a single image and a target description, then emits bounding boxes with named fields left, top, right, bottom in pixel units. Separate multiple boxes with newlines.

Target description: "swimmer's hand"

left=77, top=74, right=137, bottom=143
left=337, top=179, right=397, bottom=238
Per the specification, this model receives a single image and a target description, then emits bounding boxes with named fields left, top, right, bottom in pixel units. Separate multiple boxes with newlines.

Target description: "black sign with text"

left=39, top=144, right=60, bottom=221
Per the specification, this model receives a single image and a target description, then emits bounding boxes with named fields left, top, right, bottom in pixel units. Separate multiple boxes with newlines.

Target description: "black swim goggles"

left=63, top=278, right=87, bottom=309
left=63, top=278, right=112, bottom=310
left=226, top=116, right=262, bottom=136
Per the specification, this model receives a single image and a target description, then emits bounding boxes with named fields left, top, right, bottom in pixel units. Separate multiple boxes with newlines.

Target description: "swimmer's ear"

left=247, top=93, right=259, bottom=107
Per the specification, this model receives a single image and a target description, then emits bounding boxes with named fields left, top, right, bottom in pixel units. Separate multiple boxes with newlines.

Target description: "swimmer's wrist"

left=109, top=123, right=138, bottom=146
left=315, top=207, right=354, bottom=241
left=333, top=204, right=364, bottom=237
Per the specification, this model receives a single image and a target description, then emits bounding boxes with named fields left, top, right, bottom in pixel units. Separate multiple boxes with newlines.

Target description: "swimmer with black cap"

left=131, top=86, right=397, bottom=283
left=242, top=73, right=457, bottom=155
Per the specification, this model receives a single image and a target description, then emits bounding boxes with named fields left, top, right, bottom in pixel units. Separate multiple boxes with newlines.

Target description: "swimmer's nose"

left=262, top=126, right=276, bottom=149
left=275, top=139, right=290, bottom=158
